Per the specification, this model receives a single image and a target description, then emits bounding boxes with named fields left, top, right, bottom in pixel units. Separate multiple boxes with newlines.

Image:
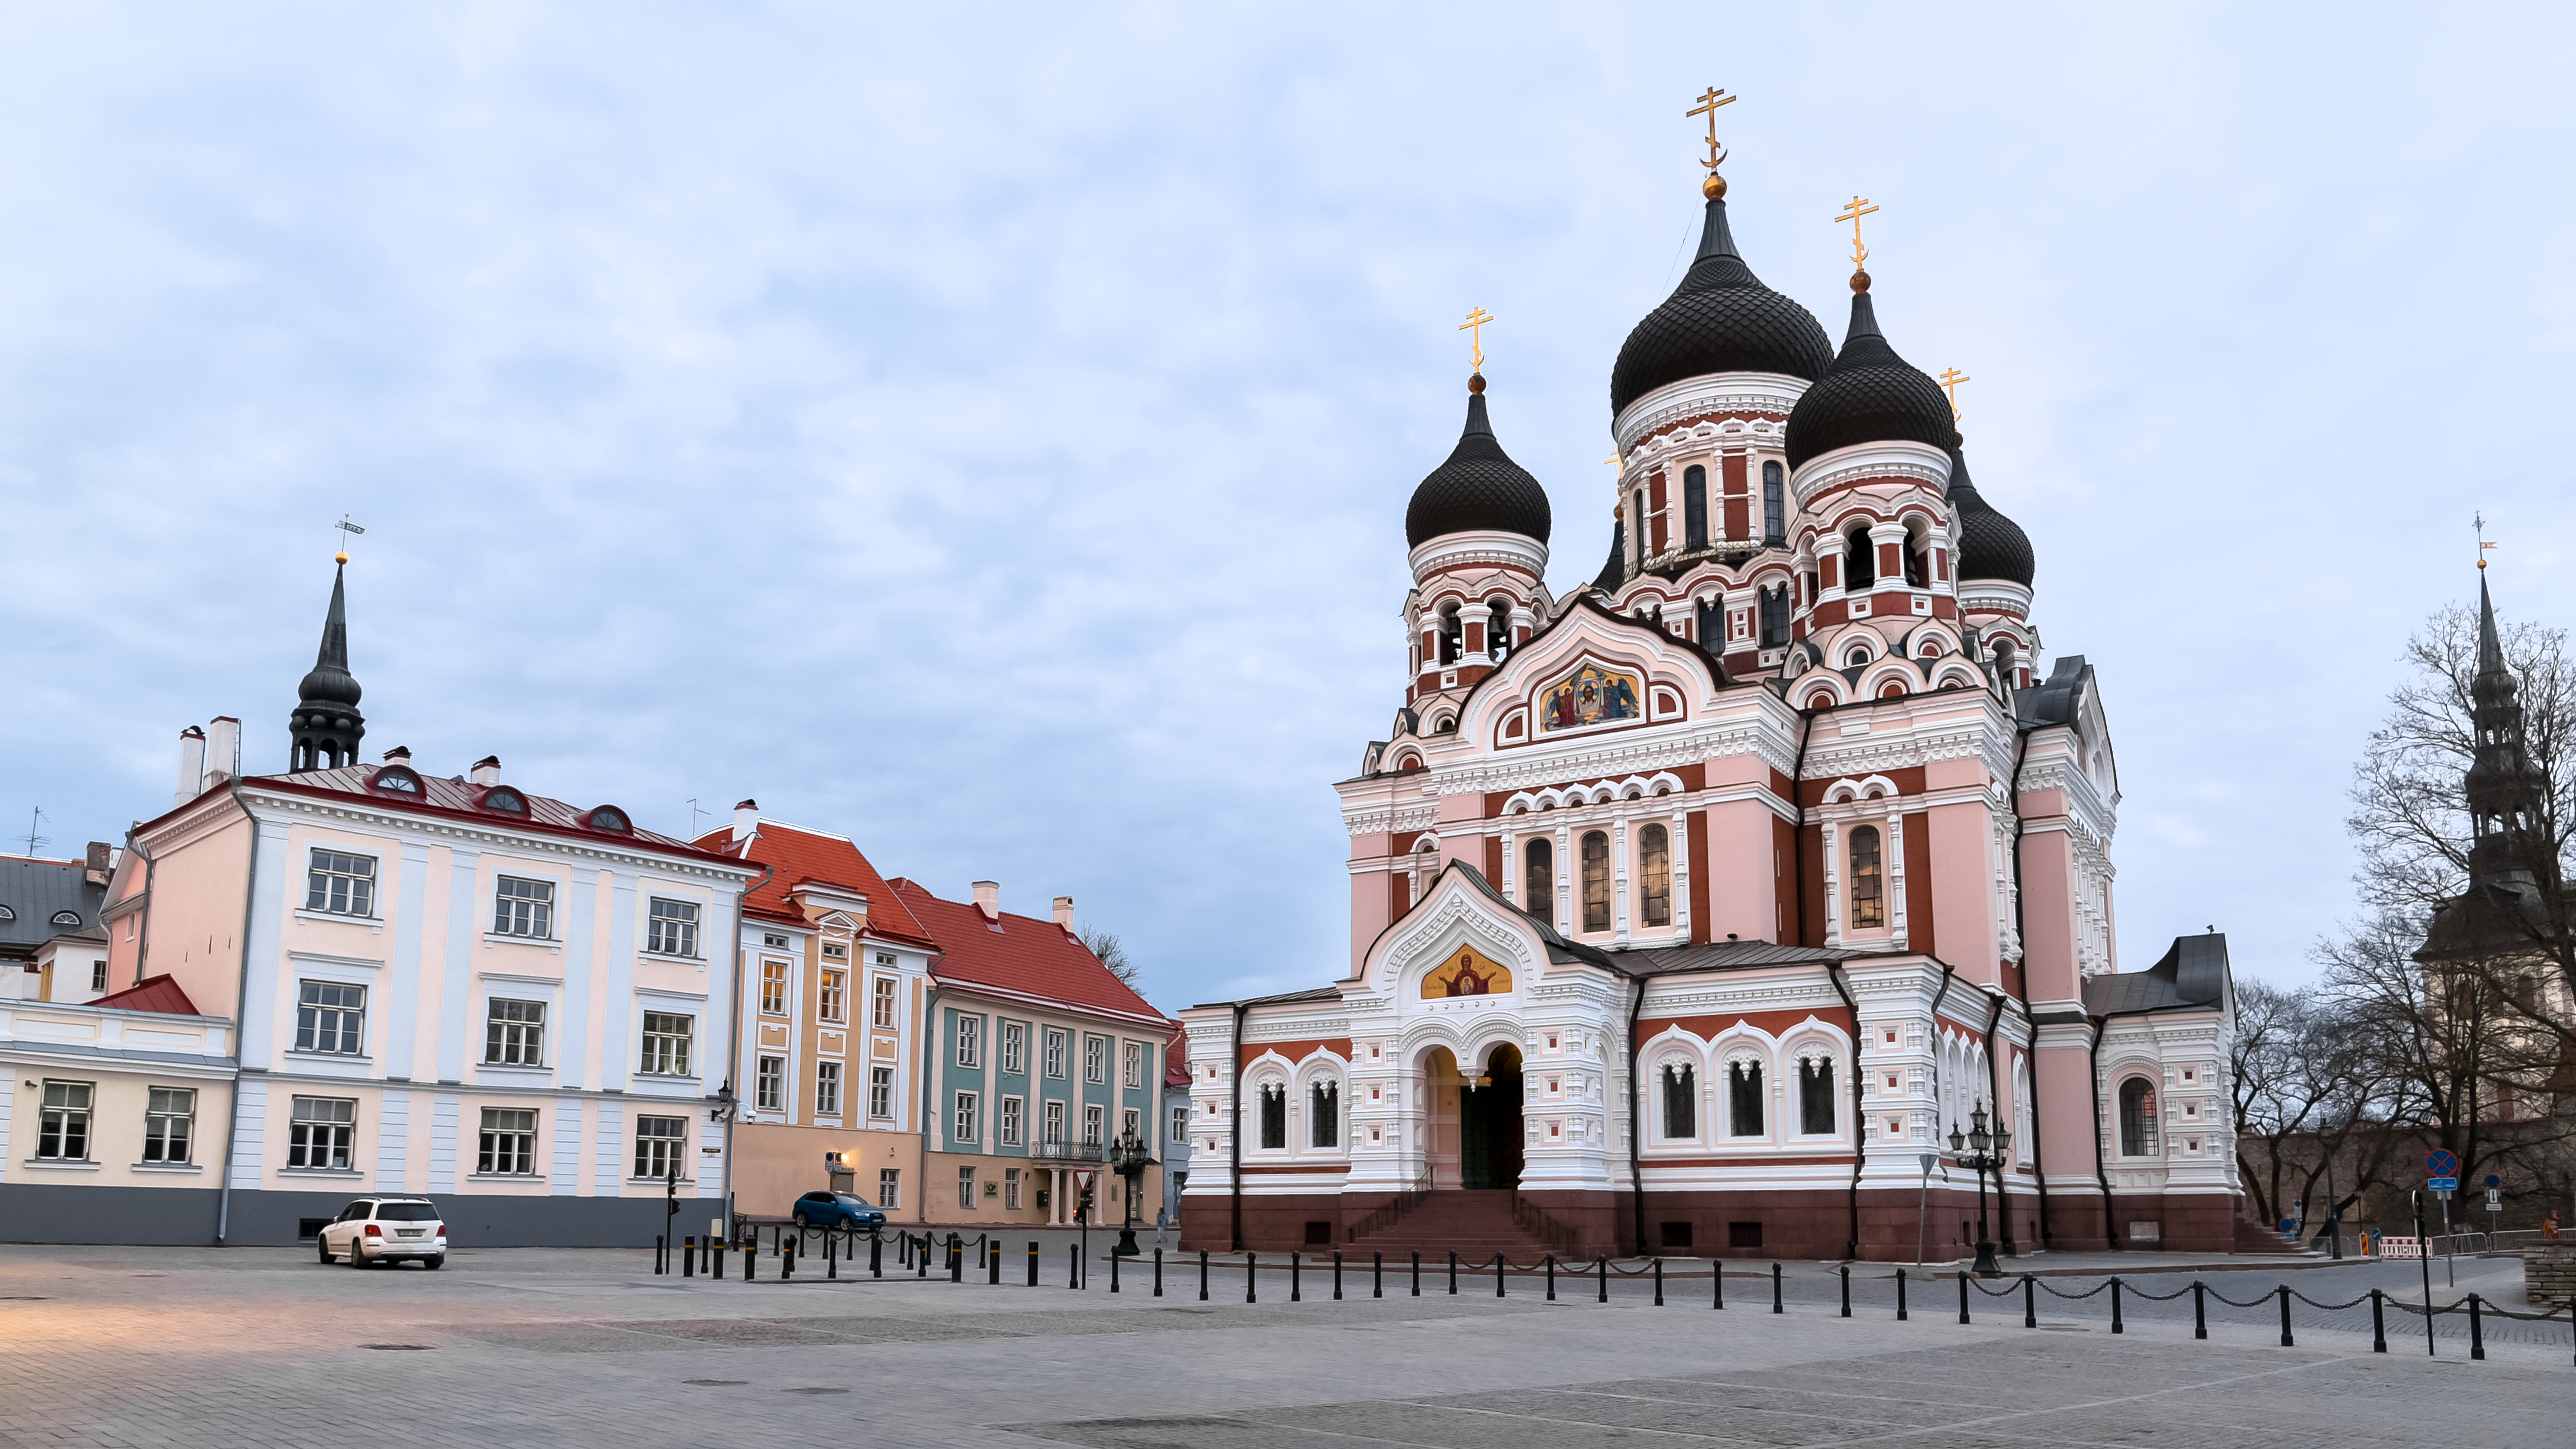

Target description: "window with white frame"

left=1043, top=1099, right=1066, bottom=1144
left=755, top=1054, right=784, bottom=1111
left=1169, top=1104, right=1188, bottom=1143
left=493, top=876, right=554, bottom=938
left=1002, top=1021, right=1027, bottom=1074
left=818, top=968, right=846, bottom=1024
left=875, top=951, right=896, bottom=967
left=1661, top=1063, right=1697, bottom=1138
left=760, top=960, right=789, bottom=1015
left=295, top=980, right=366, bottom=1055
left=1308, top=1083, right=1337, bottom=1147
left=1000, top=1095, right=1024, bottom=1146
left=1082, top=1102, right=1104, bottom=1147
left=647, top=898, right=699, bottom=957
left=1005, top=1167, right=1022, bottom=1210
left=956, top=1165, right=976, bottom=1210
left=36, top=1080, right=92, bottom=1160
left=1084, top=1034, right=1105, bottom=1084
left=868, top=1066, right=894, bottom=1119
left=872, top=976, right=897, bottom=1028
left=879, top=1168, right=901, bottom=1210
left=483, top=999, right=546, bottom=1066
left=89, top=960, right=107, bottom=992
left=1123, top=1106, right=1142, bottom=1144
left=815, top=1060, right=843, bottom=1116
left=953, top=1090, right=980, bottom=1147
left=288, top=1096, right=355, bottom=1170
left=639, top=1012, right=693, bottom=1076
left=304, top=849, right=376, bottom=916
left=762, top=931, right=789, bottom=950
left=1123, top=1041, right=1143, bottom=1088
left=143, top=1086, right=195, bottom=1163
left=478, top=1107, right=537, bottom=1174
left=1044, top=1030, right=1068, bottom=1079
left=821, top=940, right=848, bottom=963
left=956, top=1014, right=982, bottom=1067
left=634, top=1114, right=688, bottom=1180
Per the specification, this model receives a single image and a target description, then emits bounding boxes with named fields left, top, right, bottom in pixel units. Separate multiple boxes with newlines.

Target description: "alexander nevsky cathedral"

left=1181, top=115, right=2240, bottom=1262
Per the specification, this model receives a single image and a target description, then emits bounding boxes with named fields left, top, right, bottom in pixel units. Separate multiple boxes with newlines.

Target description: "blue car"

left=791, top=1190, right=886, bottom=1233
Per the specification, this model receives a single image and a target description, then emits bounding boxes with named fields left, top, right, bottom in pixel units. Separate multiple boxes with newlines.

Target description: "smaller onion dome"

left=1784, top=285, right=1957, bottom=470
left=1610, top=198, right=1834, bottom=416
left=1405, top=376, right=1552, bottom=548
left=1945, top=447, right=2036, bottom=586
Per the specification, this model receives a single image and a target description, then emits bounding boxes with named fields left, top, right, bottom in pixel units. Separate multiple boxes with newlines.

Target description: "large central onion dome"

left=1405, top=376, right=1552, bottom=547
left=1784, top=284, right=1958, bottom=470
left=1945, top=446, right=2036, bottom=586
left=1610, top=197, right=1834, bottom=417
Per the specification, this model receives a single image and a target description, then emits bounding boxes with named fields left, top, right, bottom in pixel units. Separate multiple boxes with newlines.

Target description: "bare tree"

left=2232, top=979, right=2401, bottom=1229
left=1079, top=924, right=1143, bottom=990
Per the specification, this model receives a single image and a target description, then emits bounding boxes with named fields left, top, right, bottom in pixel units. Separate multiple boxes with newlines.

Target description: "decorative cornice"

left=1613, top=375, right=1807, bottom=452
left=1790, top=441, right=1951, bottom=508
left=238, top=788, right=757, bottom=885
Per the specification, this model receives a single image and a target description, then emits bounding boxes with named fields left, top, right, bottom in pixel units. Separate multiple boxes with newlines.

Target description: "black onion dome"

left=1405, top=382, right=1552, bottom=548
left=1945, top=448, right=2036, bottom=587
left=298, top=562, right=363, bottom=706
left=1609, top=198, right=1834, bottom=417
left=1784, top=289, right=1958, bottom=470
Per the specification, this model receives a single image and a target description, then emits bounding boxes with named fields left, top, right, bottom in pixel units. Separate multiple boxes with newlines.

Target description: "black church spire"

left=289, top=560, right=367, bottom=773
left=2464, top=570, right=2542, bottom=891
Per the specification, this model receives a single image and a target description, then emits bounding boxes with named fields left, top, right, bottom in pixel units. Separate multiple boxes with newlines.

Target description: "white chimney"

left=972, top=881, right=1000, bottom=921
left=732, top=799, right=759, bottom=845
left=382, top=746, right=412, bottom=765
left=470, top=756, right=502, bottom=786
left=204, top=717, right=241, bottom=786
left=1053, top=895, right=1076, bottom=931
left=175, top=726, right=207, bottom=806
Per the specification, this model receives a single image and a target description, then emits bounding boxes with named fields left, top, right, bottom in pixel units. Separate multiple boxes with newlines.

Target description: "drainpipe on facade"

left=1229, top=1000, right=1249, bottom=1251
left=213, top=782, right=260, bottom=1245
left=720, top=859, right=772, bottom=1241
left=2085, top=1015, right=2119, bottom=1250
left=1979, top=987, right=2012, bottom=1254
left=2003, top=724, right=2055, bottom=1248
left=121, top=828, right=156, bottom=988
left=918, top=985, right=940, bottom=1227
left=1824, top=961, right=1864, bottom=1260
left=1625, top=972, right=1648, bottom=1256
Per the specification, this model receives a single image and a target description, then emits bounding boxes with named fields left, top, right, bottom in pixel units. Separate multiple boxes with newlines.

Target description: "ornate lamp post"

left=1108, top=1124, right=1153, bottom=1257
left=1948, top=1098, right=2012, bottom=1280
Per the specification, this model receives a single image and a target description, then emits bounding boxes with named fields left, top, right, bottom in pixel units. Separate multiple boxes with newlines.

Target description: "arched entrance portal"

left=1459, top=1044, right=1524, bottom=1190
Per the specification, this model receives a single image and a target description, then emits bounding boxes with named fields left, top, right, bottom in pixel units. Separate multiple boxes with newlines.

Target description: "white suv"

left=318, top=1198, right=447, bottom=1269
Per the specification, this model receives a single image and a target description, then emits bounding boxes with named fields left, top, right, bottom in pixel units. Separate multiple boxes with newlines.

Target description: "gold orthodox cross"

left=1459, top=307, right=1494, bottom=374
left=1688, top=87, right=1735, bottom=173
left=1936, top=368, right=1971, bottom=419
left=1604, top=453, right=1623, bottom=477
left=1835, top=196, right=1879, bottom=273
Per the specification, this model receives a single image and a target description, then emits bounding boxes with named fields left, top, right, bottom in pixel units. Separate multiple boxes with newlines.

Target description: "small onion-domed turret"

left=288, top=560, right=367, bottom=773
left=1405, top=375, right=1552, bottom=548
left=1610, top=196, right=1833, bottom=417
left=1946, top=446, right=2036, bottom=586
left=1784, top=283, right=1957, bottom=470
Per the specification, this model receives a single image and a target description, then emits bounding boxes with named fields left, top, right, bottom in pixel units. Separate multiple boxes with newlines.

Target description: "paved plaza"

left=0, top=1243, right=2567, bottom=1448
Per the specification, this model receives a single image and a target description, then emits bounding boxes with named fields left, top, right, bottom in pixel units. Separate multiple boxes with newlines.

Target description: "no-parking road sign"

left=2427, top=1149, right=2461, bottom=1179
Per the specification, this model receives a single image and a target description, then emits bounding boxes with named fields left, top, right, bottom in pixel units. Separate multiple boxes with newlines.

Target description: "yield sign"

left=2426, top=1149, right=2461, bottom=1179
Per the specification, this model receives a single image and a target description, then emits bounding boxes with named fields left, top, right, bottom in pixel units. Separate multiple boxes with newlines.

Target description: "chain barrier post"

left=1412, top=1250, right=1423, bottom=1298
left=1545, top=1254, right=1556, bottom=1302
left=1027, top=1240, right=1039, bottom=1287
left=1247, top=1251, right=1257, bottom=1304
left=711, top=1238, right=724, bottom=1280
left=1714, top=1260, right=1724, bottom=1311
left=950, top=1232, right=963, bottom=1283
left=2109, top=1276, right=2122, bottom=1334
left=1496, top=1253, right=1506, bottom=1298
left=826, top=1229, right=837, bottom=1280
left=1290, top=1251, right=1301, bottom=1302
left=990, top=1240, right=1002, bottom=1285
left=2191, top=1280, right=2206, bottom=1340
left=1598, top=1256, right=1608, bottom=1305
left=655, top=1234, right=665, bottom=1275
left=1110, top=1248, right=1121, bottom=1295
left=1200, top=1248, right=1210, bottom=1301
left=2370, top=1287, right=2386, bottom=1353
left=1374, top=1250, right=1383, bottom=1299
left=1896, top=1267, right=1907, bottom=1322
left=1772, top=1262, right=1784, bottom=1315
left=743, top=1229, right=756, bottom=1280
left=917, top=1234, right=928, bottom=1279
left=683, top=1235, right=695, bottom=1279
left=1654, top=1258, right=1665, bottom=1308
left=782, top=1235, right=795, bottom=1281
left=1152, top=1248, right=1162, bottom=1298
left=1840, top=1264, right=1851, bottom=1318
left=1958, top=1270, right=1969, bottom=1325
left=1068, top=1242, right=1079, bottom=1290
left=1332, top=1251, right=1342, bottom=1301
left=1448, top=1250, right=1458, bottom=1296
left=872, top=1231, right=882, bottom=1278
left=2468, top=1293, right=2485, bottom=1361
left=2277, top=1285, right=2293, bottom=1347
left=2023, top=1274, right=2036, bottom=1329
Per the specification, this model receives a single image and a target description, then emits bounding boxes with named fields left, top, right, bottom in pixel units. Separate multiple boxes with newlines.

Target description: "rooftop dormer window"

left=583, top=805, right=630, bottom=832
left=368, top=765, right=423, bottom=794
left=479, top=786, right=529, bottom=815
left=51, top=910, right=82, bottom=928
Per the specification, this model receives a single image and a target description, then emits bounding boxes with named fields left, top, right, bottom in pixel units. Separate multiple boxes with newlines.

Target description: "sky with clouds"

left=2, top=4, right=2571, bottom=1012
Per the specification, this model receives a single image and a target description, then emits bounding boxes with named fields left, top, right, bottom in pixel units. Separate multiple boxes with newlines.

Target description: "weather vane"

left=1688, top=87, right=1736, bottom=197
left=1937, top=368, right=1971, bottom=420
left=333, top=514, right=366, bottom=566
left=1459, top=307, right=1494, bottom=376
left=2474, top=512, right=2497, bottom=571
left=1836, top=195, right=1879, bottom=289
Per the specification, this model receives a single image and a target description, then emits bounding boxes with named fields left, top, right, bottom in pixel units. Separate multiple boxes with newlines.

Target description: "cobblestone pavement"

left=0, top=1245, right=2564, bottom=1449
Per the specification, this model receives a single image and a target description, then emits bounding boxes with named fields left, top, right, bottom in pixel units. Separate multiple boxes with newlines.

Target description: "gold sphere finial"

left=334, top=550, right=349, bottom=564
left=1468, top=373, right=1486, bottom=395
left=1849, top=270, right=1871, bottom=293
left=1702, top=173, right=1726, bottom=201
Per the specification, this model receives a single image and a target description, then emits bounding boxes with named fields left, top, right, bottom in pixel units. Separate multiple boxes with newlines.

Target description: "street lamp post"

left=1947, top=1098, right=2012, bottom=1280
left=1108, top=1125, right=1153, bottom=1257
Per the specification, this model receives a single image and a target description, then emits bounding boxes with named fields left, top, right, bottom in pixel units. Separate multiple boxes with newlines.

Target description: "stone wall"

left=2523, top=1243, right=2575, bottom=1304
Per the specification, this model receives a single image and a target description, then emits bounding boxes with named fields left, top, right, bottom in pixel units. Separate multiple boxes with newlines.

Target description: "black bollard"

left=950, top=1233, right=963, bottom=1283
left=2109, top=1276, right=2122, bottom=1334
left=711, top=1238, right=725, bottom=1280
left=684, top=1235, right=696, bottom=1278
left=871, top=1231, right=882, bottom=1278
left=1247, top=1251, right=1258, bottom=1303
left=918, top=1234, right=928, bottom=1279
left=1110, top=1249, right=1120, bottom=1295
left=1412, top=1251, right=1420, bottom=1298
left=1291, top=1252, right=1301, bottom=1302
left=1653, top=1258, right=1664, bottom=1307
left=1153, top=1248, right=1162, bottom=1298
left=1448, top=1250, right=1458, bottom=1296
left=2277, top=1284, right=2294, bottom=1347
left=2023, top=1274, right=2036, bottom=1328
left=782, top=1236, right=795, bottom=1281
left=827, top=1229, right=837, bottom=1280
left=1958, top=1270, right=1969, bottom=1325
left=744, top=1235, right=756, bottom=1282
left=1331, top=1251, right=1341, bottom=1301
left=1200, top=1249, right=1210, bottom=1302
left=2468, top=1293, right=2485, bottom=1361
left=2370, top=1287, right=2387, bottom=1353
left=1545, top=1254, right=1556, bottom=1302
left=2191, top=1280, right=2207, bottom=1340
left=1495, top=1253, right=1506, bottom=1299
left=1598, top=1256, right=1607, bottom=1304
left=1840, top=1264, right=1851, bottom=1318
left=1896, top=1267, right=1907, bottom=1321
left=1373, top=1250, right=1382, bottom=1299
left=1068, top=1242, right=1079, bottom=1291
left=1714, top=1260, right=1725, bottom=1311
left=1027, top=1240, right=1039, bottom=1287
left=1772, top=1262, right=1783, bottom=1315
left=655, top=1234, right=665, bottom=1275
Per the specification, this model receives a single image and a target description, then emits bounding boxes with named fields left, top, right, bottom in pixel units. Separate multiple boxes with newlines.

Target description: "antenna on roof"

left=687, top=798, right=707, bottom=838
left=21, top=805, right=49, bottom=858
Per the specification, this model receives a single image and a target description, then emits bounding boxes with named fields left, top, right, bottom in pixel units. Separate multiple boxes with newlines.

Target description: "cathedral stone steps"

left=1344, top=1189, right=1560, bottom=1260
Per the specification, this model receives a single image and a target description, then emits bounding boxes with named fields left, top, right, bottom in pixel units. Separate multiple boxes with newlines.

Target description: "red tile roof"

left=89, top=974, right=201, bottom=1016
left=688, top=820, right=937, bottom=951
left=173, top=766, right=747, bottom=867
left=889, top=879, right=1172, bottom=1029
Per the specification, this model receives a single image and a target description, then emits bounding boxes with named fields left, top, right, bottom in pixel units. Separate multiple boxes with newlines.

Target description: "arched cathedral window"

left=1848, top=825, right=1885, bottom=930
left=1523, top=837, right=1552, bottom=916
left=1683, top=464, right=1708, bottom=550
left=1488, top=601, right=1512, bottom=664
left=2117, top=1078, right=2158, bottom=1157
left=1437, top=604, right=1462, bottom=666
left=1798, top=1057, right=1836, bottom=1135
left=1903, top=527, right=1927, bottom=588
left=1661, top=1063, right=1696, bottom=1138
left=1695, top=595, right=1724, bottom=649
left=1759, top=585, right=1790, bottom=648
left=1728, top=1060, right=1764, bottom=1136
left=1637, top=824, right=1672, bottom=928
left=1762, top=461, right=1785, bottom=545
left=1844, top=526, right=1875, bottom=589
left=1634, top=489, right=1649, bottom=564
left=1580, top=831, right=1610, bottom=932
left=1310, top=1080, right=1339, bottom=1148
